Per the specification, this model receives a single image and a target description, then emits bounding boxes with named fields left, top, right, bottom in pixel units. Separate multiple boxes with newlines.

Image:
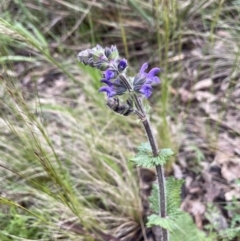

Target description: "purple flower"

left=99, top=78, right=127, bottom=98
left=139, top=84, right=153, bottom=98
left=99, top=86, right=116, bottom=98
left=133, top=62, right=161, bottom=98
left=118, top=58, right=128, bottom=72
left=101, top=78, right=113, bottom=86
left=139, top=63, right=161, bottom=84
left=104, top=69, right=117, bottom=80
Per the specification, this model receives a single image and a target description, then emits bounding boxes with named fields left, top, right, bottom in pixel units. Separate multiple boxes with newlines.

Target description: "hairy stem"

left=118, top=74, right=168, bottom=240
left=134, top=95, right=168, bottom=241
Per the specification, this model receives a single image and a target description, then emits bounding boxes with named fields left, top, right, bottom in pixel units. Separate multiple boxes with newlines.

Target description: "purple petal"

left=101, top=78, right=113, bottom=86
left=118, top=58, right=128, bottom=71
left=145, top=67, right=161, bottom=84
left=104, top=69, right=116, bottom=80
left=153, top=76, right=160, bottom=83
left=139, top=63, right=148, bottom=74
left=139, top=84, right=153, bottom=98
left=112, top=78, right=122, bottom=87
left=148, top=67, right=161, bottom=77
left=146, top=76, right=160, bottom=84
left=99, top=86, right=116, bottom=98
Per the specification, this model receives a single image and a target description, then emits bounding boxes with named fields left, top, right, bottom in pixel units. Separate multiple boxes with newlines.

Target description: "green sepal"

left=91, top=49, right=105, bottom=61
left=130, top=143, right=174, bottom=168
left=99, top=62, right=110, bottom=71
left=108, top=50, right=119, bottom=61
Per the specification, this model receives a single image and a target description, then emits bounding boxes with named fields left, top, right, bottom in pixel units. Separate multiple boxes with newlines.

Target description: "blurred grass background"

left=0, top=0, right=240, bottom=240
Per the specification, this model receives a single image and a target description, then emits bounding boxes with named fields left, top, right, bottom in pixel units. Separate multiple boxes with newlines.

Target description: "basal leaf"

left=170, top=213, right=208, bottom=241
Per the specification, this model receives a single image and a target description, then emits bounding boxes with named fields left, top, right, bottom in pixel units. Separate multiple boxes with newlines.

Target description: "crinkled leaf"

left=166, top=177, right=184, bottom=216
left=137, top=142, right=151, bottom=152
left=147, top=177, right=205, bottom=240
left=130, top=143, right=174, bottom=168
left=170, top=213, right=208, bottom=241
left=148, top=212, right=208, bottom=240
left=149, top=184, right=159, bottom=213
left=147, top=214, right=176, bottom=232
left=158, top=148, right=174, bottom=162
left=130, top=151, right=153, bottom=168
left=130, top=142, right=152, bottom=167
left=149, top=178, right=184, bottom=217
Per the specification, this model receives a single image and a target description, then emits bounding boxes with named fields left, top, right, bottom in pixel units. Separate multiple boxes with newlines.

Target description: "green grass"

left=0, top=71, right=142, bottom=240
left=0, top=0, right=240, bottom=240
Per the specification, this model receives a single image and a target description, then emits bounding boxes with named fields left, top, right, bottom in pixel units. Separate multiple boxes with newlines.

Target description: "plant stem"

left=118, top=74, right=168, bottom=240
left=134, top=94, right=168, bottom=241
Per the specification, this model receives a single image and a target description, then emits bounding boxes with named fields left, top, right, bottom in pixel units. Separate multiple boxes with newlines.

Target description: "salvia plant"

left=77, top=45, right=185, bottom=241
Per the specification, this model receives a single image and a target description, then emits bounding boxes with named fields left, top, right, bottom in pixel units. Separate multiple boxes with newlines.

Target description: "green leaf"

left=147, top=214, right=176, bottom=232
left=130, top=150, right=152, bottom=168
left=147, top=204, right=208, bottom=241
left=166, top=177, right=184, bottom=216
left=147, top=178, right=208, bottom=241
left=157, top=148, right=175, bottom=165
left=148, top=177, right=184, bottom=215
left=147, top=177, right=185, bottom=232
left=130, top=143, right=174, bottom=168
left=170, top=213, right=208, bottom=241
left=137, top=142, right=151, bottom=152
left=149, top=184, right=159, bottom=213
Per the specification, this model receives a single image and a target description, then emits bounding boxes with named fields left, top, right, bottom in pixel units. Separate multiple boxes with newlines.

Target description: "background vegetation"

left=0, top=0, right=239, bottom=240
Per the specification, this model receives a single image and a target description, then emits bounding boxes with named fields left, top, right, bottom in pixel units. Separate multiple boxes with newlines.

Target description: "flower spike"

left=78, top=45, right=161, bottom=99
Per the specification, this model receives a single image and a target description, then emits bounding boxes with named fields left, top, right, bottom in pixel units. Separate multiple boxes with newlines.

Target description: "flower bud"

left=118, top=59, right=128, bottom=72
left=78, top=45, right=110, bottom=71
left=106, top=45, right=119, bottom=61
left=77, top=49, right=90, bottom=65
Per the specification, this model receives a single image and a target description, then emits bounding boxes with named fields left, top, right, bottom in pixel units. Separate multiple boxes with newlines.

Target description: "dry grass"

left=0, top=0, right=240, bottom=240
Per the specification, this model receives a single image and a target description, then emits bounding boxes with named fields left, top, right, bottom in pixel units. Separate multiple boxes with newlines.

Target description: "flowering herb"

left=78, top=45, right=161, bottom=100
left=78, top=45, right=183, bottom=241
left=133, top=63, right=161, bottom=98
